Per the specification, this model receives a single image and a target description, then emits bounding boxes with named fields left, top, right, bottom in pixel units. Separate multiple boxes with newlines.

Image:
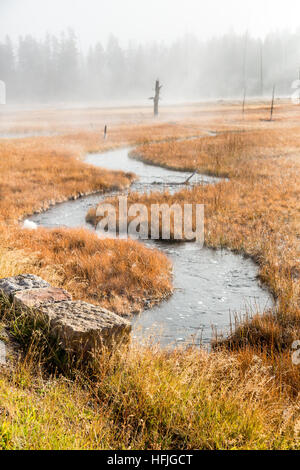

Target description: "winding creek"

left=29, top=145, right=273, bottom=347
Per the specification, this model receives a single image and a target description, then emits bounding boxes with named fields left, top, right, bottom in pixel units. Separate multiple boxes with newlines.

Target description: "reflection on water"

left=133, top=242, right=272, bottom=347
left=85, top=147, right=221, bottom=187
left=30, top=146, right=273, bottom=347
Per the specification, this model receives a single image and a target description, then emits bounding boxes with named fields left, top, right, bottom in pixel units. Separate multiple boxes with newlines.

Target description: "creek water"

left=30, top=146, right=273, bottom=347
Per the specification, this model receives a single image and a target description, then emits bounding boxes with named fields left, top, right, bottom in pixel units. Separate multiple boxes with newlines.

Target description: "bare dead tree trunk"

left=242, top=87, right=246, bottom=115
left=149, top=80, right=162, bottom=116
left=270, top=85, right=276, bottom=121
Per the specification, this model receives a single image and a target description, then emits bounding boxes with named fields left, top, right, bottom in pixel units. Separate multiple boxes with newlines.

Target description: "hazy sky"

left=1, top=0, right=300, bottom=49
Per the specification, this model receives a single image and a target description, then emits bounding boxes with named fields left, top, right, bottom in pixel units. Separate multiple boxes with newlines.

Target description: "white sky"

left=1, top=0, right=300, bottom=49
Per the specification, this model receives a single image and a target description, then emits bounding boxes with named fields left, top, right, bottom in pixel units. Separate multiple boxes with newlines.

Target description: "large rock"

left=0, top=274, right=50, bottom=298
left=0, top=274, right=132, bottom=358
left=38, top=300, right=131, bottom=354
left=14, top=287, right=72, bottom=309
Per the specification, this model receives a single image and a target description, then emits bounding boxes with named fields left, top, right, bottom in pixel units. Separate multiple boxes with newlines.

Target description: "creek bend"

left=30, top=145, right=273, bottom=347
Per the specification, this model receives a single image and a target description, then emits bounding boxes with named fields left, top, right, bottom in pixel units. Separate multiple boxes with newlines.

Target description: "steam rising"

left=1, top=0, right=300, bottom=104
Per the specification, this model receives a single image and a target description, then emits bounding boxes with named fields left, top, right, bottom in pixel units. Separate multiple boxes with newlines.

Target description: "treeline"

left=0, top=29, right=299, bottom=103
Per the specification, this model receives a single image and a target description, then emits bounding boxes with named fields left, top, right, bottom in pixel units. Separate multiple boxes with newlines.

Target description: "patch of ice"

left=22, top=219, right=38, bottom=230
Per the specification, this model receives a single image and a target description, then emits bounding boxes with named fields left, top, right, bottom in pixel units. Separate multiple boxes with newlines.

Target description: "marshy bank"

left=0, top=105, right=299, bottom=449
left=30, top=143, right=272, bottom=346
left=111, top=128, right=299, bottom=355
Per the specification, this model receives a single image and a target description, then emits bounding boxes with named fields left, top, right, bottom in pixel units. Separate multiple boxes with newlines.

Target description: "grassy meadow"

left=0, top=101, right=299, bottom=449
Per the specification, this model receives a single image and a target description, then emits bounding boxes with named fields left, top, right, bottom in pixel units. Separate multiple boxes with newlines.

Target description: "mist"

left=1, top=0, right=300, bottom=105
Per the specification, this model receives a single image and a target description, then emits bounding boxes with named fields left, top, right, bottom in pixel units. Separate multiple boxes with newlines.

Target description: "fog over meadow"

left=1, top=0, right=300, bottom=104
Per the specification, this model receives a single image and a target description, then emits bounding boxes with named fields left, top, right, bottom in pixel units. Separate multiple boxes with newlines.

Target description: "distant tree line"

left=0, top=29, right=300, bottom=103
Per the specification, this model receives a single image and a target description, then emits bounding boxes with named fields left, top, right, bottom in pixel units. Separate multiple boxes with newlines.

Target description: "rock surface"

left=38, top=300, right=131, bottom=354
left=14, top=287, right=72, bottom=308
left=0, top=274, right=50, bottom=298
left=0, top=274, right=131, bottom=358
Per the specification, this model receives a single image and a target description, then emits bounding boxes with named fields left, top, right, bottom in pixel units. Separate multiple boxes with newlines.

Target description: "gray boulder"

left=0, top=275, right=131, bottom=358
left=14, top=287, right=72, bottom=308
left=38, top=300, right=131, bottom=354
left=0, top=274, right=50, bottom=298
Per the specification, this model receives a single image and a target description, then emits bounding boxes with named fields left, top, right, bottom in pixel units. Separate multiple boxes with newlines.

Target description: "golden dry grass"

left=0, top=124, right=200, bottom=311
left=0, top=117, right=236, bottom=311
left=0, top=102, right=299, bottom=449
left=130, top=132, right=251, bottom=177
left=0, top=136, right=134, bottom=223
left=0, top=119, right=221, bottom=223
left=0, top=342, right=298, bottom=450
left=89, top=121, right=300, bottom=387
left=1, top=226, right=172, bottom=314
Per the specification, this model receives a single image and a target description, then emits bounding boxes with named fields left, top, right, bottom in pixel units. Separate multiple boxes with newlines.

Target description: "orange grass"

left=130, top=132, right=252, bottom=178
left=0, top=344, right=298, bottom=449
left=0, top=136, right=135, bottom=223
left=1, top=226, right=172, bottom=314
left=0, top=103, right=300, bottom=449
left=89, top=125, right=300, bottom=358
left=0, top=118, right=241, bottom=310
left=0, top=125, right=193, bottom=311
